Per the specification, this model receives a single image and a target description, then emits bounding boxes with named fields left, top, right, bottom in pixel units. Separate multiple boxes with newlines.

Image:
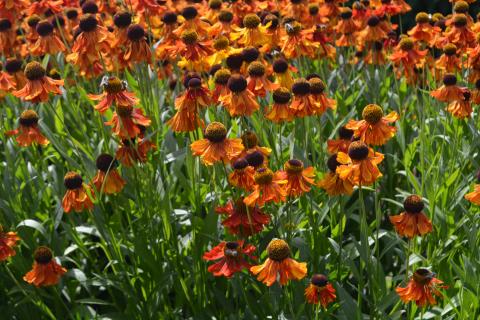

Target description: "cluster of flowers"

left=2, top=0, right=480, bottom=311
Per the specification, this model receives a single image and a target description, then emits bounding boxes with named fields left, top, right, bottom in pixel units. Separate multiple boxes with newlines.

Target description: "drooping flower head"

left=431, top=73, right=464, bottom=102
left=105, top=104, right=151, bottom=139
left=305, top=274, right=337, bottom=307
left=92, top=154, right=126, bottom=194
left=396, top=268, right=447, bottom=307
left=13, top=61, right=63, bottom=103
left=62, top=172, right=94, bottom=213
left=0, top=225, right=20, bottom=261
left=229, top=158, right=256, bottom=191
left=203, top=240, right=256, bottom=278
left=389, top=194, right=433, bottom=238
left=465, top=171, right=480, bottom=205
left=88, top=76, right=139, bottom=114
left=327, top=126, right=354, bottom=154
left=318, top=154, right=354, bottom=196
left=5, top=110, right=49, bottom=147
left=278, top=159, right=316, bottom=197
left=219, top=74, right=260, bottom=117
left=23, top=246, right=67, bottom=287
left=266, top=87, right=294, bottom=122
left=216, top=198, right=270, bottom=236
left=244, top=167, right=287, bottom=207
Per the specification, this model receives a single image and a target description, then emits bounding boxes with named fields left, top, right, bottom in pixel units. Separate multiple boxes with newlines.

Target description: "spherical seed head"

left=362, top=104, right=384, bottom=124
left=24, top=62, right=46, bottom=81
left=399, top=37, right=414, bottom=51
left=27, top=15, right=41, bottom=28
left=114, top=11, right=132, bottom=28
left=213, top=36, right=229, bottom=50
left=116, top=105, right=133, bottom=117
left=182, top=71, right=201, bottom=88
left=273, top=58, right=288, bottom=73
left=309, top=4, right=319, bottom=15
left=254, top=167, right=274, bottom=185
left=443, top=43, right=457, bottom=56
left=64, top=172, right=83, bottom=189
left=81, top=0, right=98, bottom=14
left=413, top=268, right=434, bottom=284
left=453, top=14, right=468, bottom=27
left=5, top=58, right=22, bottom=74
left=267, top=239, right=290, bottom=261
left=308, top=78, right=326, bottom=94
left=51, top=15, right=65, bottom=29
left=19, top=110, right=39, bottom=126
left=233, top=157, right=249, bottom=170
left=181, top=6, right=198, bottom=20
left=286, top=21, right=302, bottom=36
left=181, top=30, right=198, bottom=45
left=79, top=15, right=98, bottom=32
left=245, top=150, right=264, bottom=167
left=162, top=11, right=177, bottom=25
left=214, top=68, right=231, bottom=85
left=263, top=14, right=279, bottom=29
left=104, top=76, right=124, bottom=94
left=340, top=7, right=352, bottom=19
left=127, top=24, right=145, bottom=41
left=348, top=141, right=369, bottom=161
left=247, top=61, right=265, bottom=77
left=188, top=77, right=201, bottom=89
left=34, top=246, right=53, bottom=264
left=311, top=274, right=328, bottom=287
left=227, top=74, right=247, bottom=93
left=226, top=53, right=244, bottom=71
left=327, top=154, right=340, bottom=172
left=242, top=46, right=260, bottom=63
left=0, top=18, right=11, bottom=31
left=96, top=153, right=116, bottom=171
left=204, top=122, right=227, bottom=142
left=209, top=0, right=222, bottom=9
left=285, top=159, right=304, bottom=174
left=339, top=126, right=354, bottom=140
left=66, top=8, right=78, bottom=20
left=224, top=241, right=240, bottom=257
left=415, top=12, right=429, bottom=24
left=218, top=10, right=233, bottom=23
left=403, top=195, right=424, bottom=213
left=367, top=15, right=380, bottom=27
left=443, top=73, right=457, bottom=86
left=241, top=131, right=259, bottom=149
left=243, top=14, right=261, bottom=29
left=454, top=1, right=469, bottom=13
left=273, top=87, right=291, bottom=104
left=292, top=78, right=310, bottom=96
left=209, top=64, right=221, bottom=77
left=36, top=20, right=54, bottom=36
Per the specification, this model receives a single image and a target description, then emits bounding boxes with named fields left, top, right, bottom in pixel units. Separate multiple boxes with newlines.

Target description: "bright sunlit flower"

left=24, top=246, right=67, bottom=287
left=203, top=240, right=256, bottom=278
left=389, top=195, right=432, bottom=238
left=396, top=268, right=447, bottom=307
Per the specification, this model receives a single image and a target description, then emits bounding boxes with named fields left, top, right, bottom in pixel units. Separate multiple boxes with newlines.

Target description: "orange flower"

left=266, top=87, right=294, bottom=122
left=0, top=226, right=19, bottom=261
left=170, top=30, right=214, bottom=72
left=0, top=67, right=15, bottom=93
left=358, top=15, right=387, bottom=43
left=396, top=268, right=446, bottom=307
left=289, top=78, right=321, bottom=117
left=327, top=126, right=354, bottom=154
left=408, top=12, right=441, bottom=45
left=250, top=239, right=307, bottom=286
left=212, top=68, right=231, bottom=101
left=465, top=172, right=480, bottom=205
left=23, top=246, right=67, bottom=287
left=5, top=110, right=49, bottom=147
left=191, top=122, right=244, bottom=165
left=273, top=58, right=296, bottom=90
left=0, top=18, right=16, bottom=55
left=308, top=77, right=336, bottom=114
left=346, top=104, right=398, bottom=146
left=389, top=195, right=433, bottom=238
left=231, top=14, right=269, bottom=47
left=203, top=240, right=256, bottom=278
left=445, top=14, right=476, bottom=50
left=123, top=24, right=152, bottom=66
left=88, top=76, right=139, bottom=114
left=335, top=8, right=359, bottom=47
left=116, top=137, right=156, bottom=167
left=13, top=61, right=63, bottom=103
left=105, top=105, right=151, bottom=139
left=446, top=88, right=472, bottom=119
left=244, top=168, right=287, bottom=207
left=436, top=43, right=462, bottom=74
left=31, top=20, right=66, bottom=56
left=473, top=80, right=480, bottom=104
left=246, top=61, right=278, bottom=97
left=389, top=37, right=427, bottom=79
left=238, top=131, right=271, bottom=160
left=92, top=154, right=126, bottom=194
left=216, top=198, right=270, bottom=236
left=318, top=154, right=354, bottom=196
left=229, top=158, right=256, bottom=191
left=5, top=58, right=26, bottom=89
left=305, top=274, right=337, bottom=307
left=278, top=159, right=316, bottom=197
left=26, top=0, right=63, bottom=16
left=336, top=141, right=384, bottom=186
left=219, top=75, right=260, bottom=117
left=62, top=172, right=94, bottom=213
left=173, top=6, right=211, bottom=39
left=281, top=22, right=317, bottom=59
left=430, top=74, right=464, bottom=102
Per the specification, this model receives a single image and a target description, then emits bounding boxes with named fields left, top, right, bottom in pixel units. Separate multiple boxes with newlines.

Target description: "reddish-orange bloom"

left=335, top=8, right=359, bottom=47
left=431, top=74, right=464, bottom=102
left=445, top=14, right=476, bottom=50
left=5, top=110, right=49, bottom=147
left=212, top=68, right=231, bottom=101
left=116, top=137, right=156, bottom=167
left=319, top=154, right=354, bottom=196
left=436, top=43, right=462, bottom=74
left=246, top=61, right=278, bottom=97
left=273, top=58, right=296, bottom=90
left=229, top=158, right=255, bottom=191
left=123, top=24, right=152, bottom=66
left=465, top=172, right=480, bottom=205
left=308, top=77, right=336, bottom=114
left=244, top=168, right=287, bottom=207
left=191, top=122, right=244, bottom=165
left=88, top=76, right=139, bottom=114
left=13, top=61, right=63, bottom=103
left=265, top=87, right=294, bottom=122
left=289, top=78, right=321, bottom=117
left=26, top=0, right=63, bottom=16
left=5, top=58, right=26, bottom=89
left=408, top=12, right=441, bottom=45
left=346, top=104, right=398, bottom=146
left=250, top=239, right=307, bottom=286
left=23, top=246, right=67, bottom=287
left=281, top=22, right=317, bottom=59
left=0, top=226, right=19, bottom=261
left=327, top=126, right=354, bottom=154
left=446, top=88, right=472, bottom=119
left=389, top=195, right=433, bottom=238
left=278, top=159, right=316, bottom=197
left=203, top=240, right=255, bottom=278
left=336, top=141, right=384, bottom=186
left=31, top=20, right=66, bottom=56
left=238, top=131, right=272, bottom=161
left=358, top=16, right=387, bottom=43
left=219, top=75, right=260, bottom=117
left=0, top=68, right=15, bottom=93
left=389, top=37, right=427, bottom=79
left=105, top=105, right=151, bottom=139
left=396, top=268, right=446, bottom=307
left=62, top=172, right=94, bottom=213
left=92, top=154, right=126, bottom=194
left=170, top=30, right=214, bottom=72
left=216, top=198, right=270, bottom=236
left=305, top=274, right=337, bottom=307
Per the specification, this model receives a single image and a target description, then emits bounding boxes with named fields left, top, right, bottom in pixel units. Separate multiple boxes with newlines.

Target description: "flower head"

left=396, top=268, right=447, bottom=307
left=23, top=246, right=67, bottom=287
left=305, top=274, right=337, bottom=307
left=0, top=225, right=20, bottom=261
left=203, top=240, right=256, bottom=278
left=389, top=195, right=432, bottom=238
left=62, top=172, right=94, bottom=213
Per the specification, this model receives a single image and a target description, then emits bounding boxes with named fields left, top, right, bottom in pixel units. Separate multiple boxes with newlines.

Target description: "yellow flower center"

left=181, top=30, right=198, bottom=45
left=362, top=104, right=384, bottom=124
left=34, top=246, right=53, bottom=264
left=453, top=14, right=467, bottom=27
left=213, top=36, right=229, bottom=50
left=204, top=122, right=227, bottom=142
left=241, top=131, right=259, bottom=149
left=273, top=87, right=291, bottom=104
left=214, top=68, right=231, bottom=85
left=308, top=78, right=326, bottom=94
left=415, top=12, right=429, bottom=24
left=19, top=110, right=39, bottom=127
left=104, top=76, right=124, bottom=94
left=399, top=37, right=414, bottom=51
left=243, top=14, right=260, bottom=29
left=116, top=105, right=133, bottom=117
left=267, top=239, right=290, bottom=261
left=454, top=1, right=469, bottom=13
left=247, top=61, right=265, bottom=77
left=285, top=159, right=304, bottom=174
left=24, top=61, right=46, bottom=81
left=443, top=43, right=457, bottom=56
left=254, top=168, right=274, bottom=185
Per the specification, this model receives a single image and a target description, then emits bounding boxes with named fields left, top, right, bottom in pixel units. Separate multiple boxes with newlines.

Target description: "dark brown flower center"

left=233, top=157, right=249, bottom=170
left=362, top=104, right=384, bottom=124
left=24, top=62, right=46, bottom=81
left=267, top=239, right=290, bottom=261
left=182, top=6, right=198, bottom=20
left=245, top=150, right=264, bottom=167
left=285, top=159, right=304, bottom=174
left=114, top=11, right=132, bottom=28
left=227, top=75, right=247, bottom=93
left=0, top=18, right=12, bottom=31
left=273, top=59, right=288, bottom=73
left=340, top=8, right=352, bottom=19
left=443, top=74, right=457, bottom=86
left=96, top=154, right=117, bottom=172
left=273, top=87, right=291, bottom=104
left=413, top=268, right=434, bottom=285
left=399, top=38, right=414, bottom=51
left=453, top=14, right=467, bottom=27
left=116, top=105, right=133, bottom=117
left=204, top=122, right=227, bottom=142
left=181, top=30, right=198, bottom=45
left=36, top=20, right=54, bottom=36
left=367, top=15, right=380, bottom=27
left=247, top=62, right=265, bottom=77
left=327, top=154, right=340, bottom=172
left=64, top=172, right=83, bottom=189
left=403, top=195, right=424, bottom=213
left=241, top=131, right=259, bottom=149
left=309, top=78, right=326, bottom=94
left=19, top=110, right=39, bottom=127
left=339, top=126, right=354, bottom=140
left=104, top=77, right=124, bottom=94
left=162, top=11, right=177, bottom=25
left=292, top=79, right=310, bottom=96
left=79, top=15, right=98, bottom=32
left=254, top=168, right=274, bottom=185
left=226, top=53, right=244, bottom=71
left=34, top=246, right=53, bottom=264
left=311, top=274, right=328, bottom=287
left=5, top=58, right=22, bottom=74
left=348, top=141, right=369, bottom=161
left=214, top=68, right=231, bottom=85
left=443, top=44, right=457, bottom=56
left=81, top=0, right=98, bottom=14
left=66, top=8, right=79, bottom=20
left=27, top=15, right=41, bottom=28
left=127, top=24, right=145, bottom=41
left=224, top=241, right=240, bottom=257
left=218, top=10, right=233, bottom=23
